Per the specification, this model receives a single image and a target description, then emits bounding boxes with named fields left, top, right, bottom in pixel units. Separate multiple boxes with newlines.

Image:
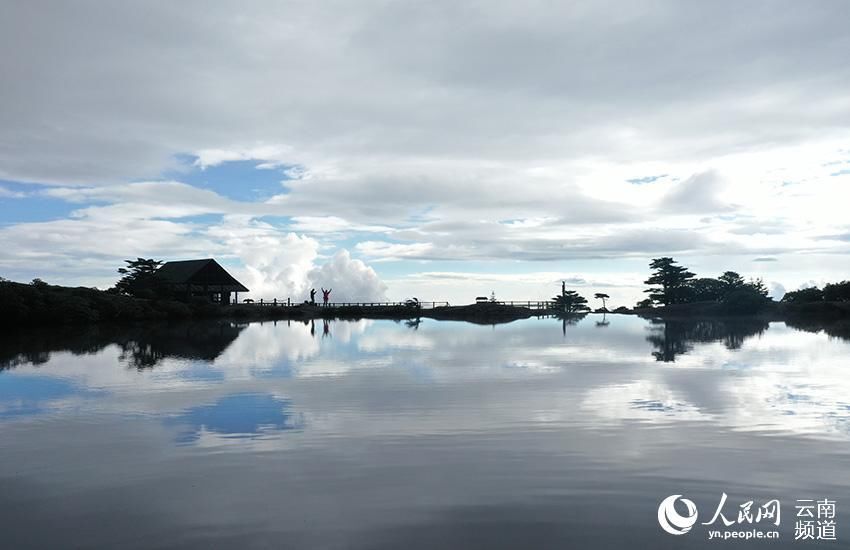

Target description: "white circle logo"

left=658, top=494, right=699, bottom=535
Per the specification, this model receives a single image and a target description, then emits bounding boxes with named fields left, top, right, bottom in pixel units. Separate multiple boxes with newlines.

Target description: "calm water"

left=1, top=315, right=849, bottom=549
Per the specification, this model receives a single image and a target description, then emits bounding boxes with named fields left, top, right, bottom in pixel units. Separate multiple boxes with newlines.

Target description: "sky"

left=1, top=0, right=850, bottom=307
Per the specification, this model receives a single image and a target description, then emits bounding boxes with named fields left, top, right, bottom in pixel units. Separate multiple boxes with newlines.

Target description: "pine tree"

left=553, top=290, right=590, bottom=313
left=114, top=258, right=164, bottom=298
left=644, top=257, right=695, bottom=306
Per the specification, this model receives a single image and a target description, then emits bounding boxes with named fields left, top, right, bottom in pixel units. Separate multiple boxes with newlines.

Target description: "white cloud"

left=306, top=249, right=388, bottom=302
left=193, top=144, right=294, bottom=169
left=356, top=241, right=435, bottom=261
left=288, top=216, right=394, bottom=235
left=206, top=216, right=320, bottom=300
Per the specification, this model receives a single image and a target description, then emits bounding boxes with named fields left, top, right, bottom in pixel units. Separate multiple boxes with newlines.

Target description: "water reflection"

left=0, top=321, right=246, bottom=370
left=119, top=322, right=247, bottom=369
left=4, top=316, right=849, bottom=372
left=554, top=311, right=587, bottom=335
left=2, top=315, right=850, bottom=548
left=785, top=317, right=850, bottom=340
left=645, top=318, right=769, bottom=362
left=167, top=393, right=304, bottom=444
left=0, top=375, right=84, bottom=419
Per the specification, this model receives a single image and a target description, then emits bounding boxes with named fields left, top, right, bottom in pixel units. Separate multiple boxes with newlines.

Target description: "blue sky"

left=2, top=1, right=850, bottom=306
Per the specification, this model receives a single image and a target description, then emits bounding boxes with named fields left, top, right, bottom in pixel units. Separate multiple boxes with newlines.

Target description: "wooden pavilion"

left=155, top=259, right=249, bottom=305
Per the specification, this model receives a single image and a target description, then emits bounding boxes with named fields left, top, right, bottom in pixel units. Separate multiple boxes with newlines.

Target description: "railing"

left=240, top=300, right=450, bottom=308
left=239, top=299, right=554, bottom=310
left=326, top=301, right=450, bottom=309
left=495, top=301, right=554, bottom=310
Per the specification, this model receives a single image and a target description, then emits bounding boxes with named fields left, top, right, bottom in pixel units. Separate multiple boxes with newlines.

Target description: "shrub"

left=721, top=288, right=770, bottom=314
left=782, top=287, right=824, bottom=304
left=824, top=281, right=850, bottom=302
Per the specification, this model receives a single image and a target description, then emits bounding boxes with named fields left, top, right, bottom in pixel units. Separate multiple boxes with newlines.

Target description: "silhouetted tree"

left=745, top=277, right=769, bottom=297
left=718, top=271, right=746, bottom=290
left=114, top=258, right=164, bottom=298
left=31, top=278, right=49, bottom=288
left=688, top=278, right=725, bottom=302
left=594, top=292, right=610, bottom=311
left=781, top=287, right=824, bottom=303
left=552, top=290, right=590, bottom=313
left=824, top=281, right=850, bottom=302
left=721, top=287, right=770, bottom=314
left=644, top=257, right=695, bottom=306
left=635, top=298, right=654, bottom=309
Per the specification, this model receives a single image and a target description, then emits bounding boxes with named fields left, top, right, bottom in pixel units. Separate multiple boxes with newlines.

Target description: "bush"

left=824, top=281, right=850, bottom=302
left=782, top=287, right=824, bottom=304
left=721, top=288, right=770, bottom=314
left=60, top=295, right=100, bottom=323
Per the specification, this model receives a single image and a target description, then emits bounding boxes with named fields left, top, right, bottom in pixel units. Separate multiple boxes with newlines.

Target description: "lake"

left=1, top=314, right=849, bottom=549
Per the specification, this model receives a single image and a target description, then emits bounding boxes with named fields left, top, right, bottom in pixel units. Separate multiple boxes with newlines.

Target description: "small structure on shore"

left=155, top=259, right=248, bottom=305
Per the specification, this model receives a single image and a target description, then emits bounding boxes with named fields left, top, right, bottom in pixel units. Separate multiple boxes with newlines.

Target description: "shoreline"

left=3, top=280, right=850, bottom=328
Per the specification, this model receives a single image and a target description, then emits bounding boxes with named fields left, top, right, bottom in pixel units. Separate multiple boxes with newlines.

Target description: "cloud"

left=288, top=216, right=394, bottom=235
left=627, top=174, right=667, bottom=185
left=3, top=1, right=849, bottom=188
left=306, top=249, right=387, bottom=302
left=768, top=282, right=786, bottom=300
left=0, top=206, right=388, bottom=301
left=817, top=232, right=850, bottom=242
left=355, top=241, right=434, bottom=261
left=193, top=145, right=294, bottom=169
left=196, top=217, right=388, bottom=301
left=2, top=1, right=850, bottom=296
left=660, top=171, right=734, bottom=214
left=0, top=186, right=26, bottom=198
left=205, top=217, right=320, bottom=300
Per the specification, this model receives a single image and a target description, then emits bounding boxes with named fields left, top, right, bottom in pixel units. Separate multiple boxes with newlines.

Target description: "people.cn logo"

left=658, top=495, right=699, bottom=535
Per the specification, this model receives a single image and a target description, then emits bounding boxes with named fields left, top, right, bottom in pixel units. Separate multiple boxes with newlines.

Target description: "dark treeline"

left=635, top=257, right=771, bottom=314
left=0, top=278, right=219, bottom=327
left=782, top=281, right=850, bottom=304
left=633, top=257, right=850, bottom=317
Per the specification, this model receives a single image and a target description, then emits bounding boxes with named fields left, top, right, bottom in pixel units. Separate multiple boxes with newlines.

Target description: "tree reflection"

left=646, top=318, right=769, bottom=362
left=118, top=322, right=246, bottom=369
left=784, top=318, right=850, bottom=341
left=404, top=317, right=422, bottom=330
left=1, top=321, right=246, bottom=370
left=553, top=312, right=588, bottom=336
